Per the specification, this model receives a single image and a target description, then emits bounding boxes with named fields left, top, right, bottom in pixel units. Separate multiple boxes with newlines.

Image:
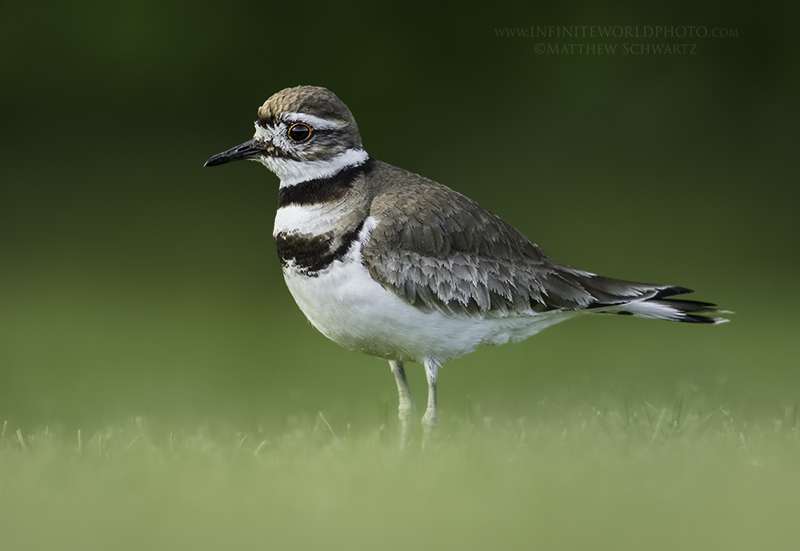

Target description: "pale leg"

left=390, top=360, right=415, bottom=449
left=421, top=358, right=440, bottom=449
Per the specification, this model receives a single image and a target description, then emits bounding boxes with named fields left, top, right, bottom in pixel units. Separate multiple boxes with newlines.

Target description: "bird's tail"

left=579, top=278, right=730, bottom=324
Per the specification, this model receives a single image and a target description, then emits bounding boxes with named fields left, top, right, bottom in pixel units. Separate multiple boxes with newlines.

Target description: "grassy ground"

left=3, top=399, right=799, bottom=551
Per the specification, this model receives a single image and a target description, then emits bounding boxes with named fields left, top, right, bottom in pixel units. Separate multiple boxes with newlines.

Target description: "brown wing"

left=361, top=164, right=672, bottom=319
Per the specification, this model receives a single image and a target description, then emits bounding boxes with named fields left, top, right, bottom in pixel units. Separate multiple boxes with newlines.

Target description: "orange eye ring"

left=287, top=123, right=313, bottom=142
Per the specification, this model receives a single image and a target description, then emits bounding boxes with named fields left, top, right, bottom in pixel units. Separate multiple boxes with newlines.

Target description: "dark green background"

left=1, top=2, right=798, bottom=431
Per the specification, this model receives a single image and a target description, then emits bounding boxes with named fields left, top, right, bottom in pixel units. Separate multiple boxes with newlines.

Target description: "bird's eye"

left=287, top=123, right=312, bottom=143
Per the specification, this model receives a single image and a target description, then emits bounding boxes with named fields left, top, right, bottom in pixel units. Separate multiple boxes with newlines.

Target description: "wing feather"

left=362, top=167, right=599, bottom=318
left=361, top=163, right=694, bottom=319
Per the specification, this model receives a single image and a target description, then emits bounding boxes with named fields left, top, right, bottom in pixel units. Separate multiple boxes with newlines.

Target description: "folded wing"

left=362, top=171, right=724, bottom=323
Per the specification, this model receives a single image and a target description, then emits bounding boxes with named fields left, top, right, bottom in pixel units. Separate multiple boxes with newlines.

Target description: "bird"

left=204, top=85, right=727, bottom=447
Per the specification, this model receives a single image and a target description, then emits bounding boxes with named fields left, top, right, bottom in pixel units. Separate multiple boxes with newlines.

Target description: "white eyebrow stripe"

left=282, top=112, right=344, bottom=130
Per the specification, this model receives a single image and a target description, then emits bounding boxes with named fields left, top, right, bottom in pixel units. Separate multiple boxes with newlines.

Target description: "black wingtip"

left=653, top=286, right=694, bottom=300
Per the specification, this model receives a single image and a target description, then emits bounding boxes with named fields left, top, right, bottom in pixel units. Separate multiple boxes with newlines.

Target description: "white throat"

left=260, top=148, right=369, bottom=187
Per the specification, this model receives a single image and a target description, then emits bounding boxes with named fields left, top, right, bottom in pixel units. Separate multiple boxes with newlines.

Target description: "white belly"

left=282, top=252, right=574, bottom=364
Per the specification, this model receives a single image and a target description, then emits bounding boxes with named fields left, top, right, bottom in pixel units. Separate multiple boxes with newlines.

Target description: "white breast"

left=273, top=201, right=353, bottom=236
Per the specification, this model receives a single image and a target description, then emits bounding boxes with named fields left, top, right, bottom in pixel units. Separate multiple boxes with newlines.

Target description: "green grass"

left=3, top=399, right=800, bottom=551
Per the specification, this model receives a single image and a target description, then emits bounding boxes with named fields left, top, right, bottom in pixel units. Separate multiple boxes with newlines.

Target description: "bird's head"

left=204, top=86, right=367, bottom=185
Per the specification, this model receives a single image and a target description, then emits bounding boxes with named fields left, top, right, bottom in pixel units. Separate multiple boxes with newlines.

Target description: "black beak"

left=204, top=139, right=265, bottom=167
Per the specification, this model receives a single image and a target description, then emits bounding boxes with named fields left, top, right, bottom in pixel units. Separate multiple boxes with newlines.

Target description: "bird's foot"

left=421, top=408, right=439, bottom=450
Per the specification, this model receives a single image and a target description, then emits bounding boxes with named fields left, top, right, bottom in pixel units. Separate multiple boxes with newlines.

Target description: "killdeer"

left=205, top=85, right=727, bottom=446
